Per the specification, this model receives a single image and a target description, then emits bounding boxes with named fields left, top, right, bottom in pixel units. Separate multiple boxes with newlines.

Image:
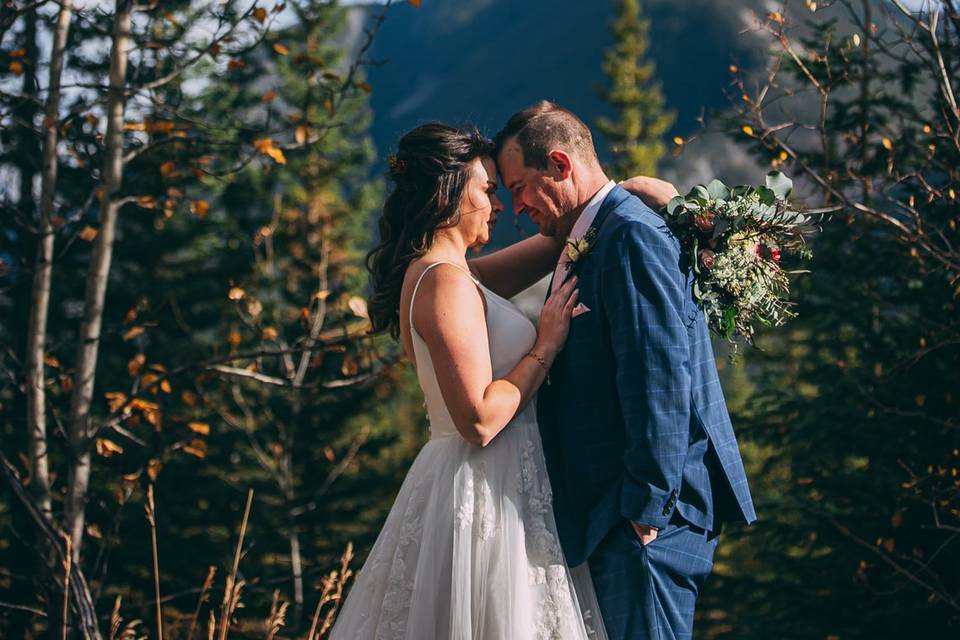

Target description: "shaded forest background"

left=0, top=0, right=957, bottom=638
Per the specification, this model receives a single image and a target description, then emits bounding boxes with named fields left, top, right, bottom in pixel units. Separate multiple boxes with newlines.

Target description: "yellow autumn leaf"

left=292, top=125, right=307, bottom=145
left=228, top=330, right=242, bottom=347
left=881, top=137, right=893, bottom=151
left=159, top=161, right=176, bottom=178
left=181, top=390, right=199, bottom=408
left=136, top=196, right=158, bottom=208
left=9, top=61, right=24, bottom=76
left=79, top=226, right=98, bottom=241
left=147, top=458, right=162, bottom=481
left=742, top=125, right=754, bottom=136
left=9, top=48, right=25, bottom=58
left=43, top=354, right=61, bottom=368
left=672, top=136, right=684, bottom=146
left=262, top=326, right=278, bottom=341
left=187, top=422, right=210, bottom=435
left=228, top=286, right=245, bottom=301
left=141, top=373, right=160, bottom=392
left=143, top=407, right=161, bottom=430
left=254, top=138, right=287, bottom=165
left=105, top=391, right=127, bottom=412
left=253, top=7, right=267, bottom=23
left=123, top=326, right=145, bottom=342
left=767, top=11, right=784, bottom=24
left=128, top=354, right=145, bottom=376
left=272, top=43, right=289, bottom=56
left=852, top=33, right=862, bottom=47
left=96, top=438, right=124, bottom=457
left=182, top=439, right=208, bottom=458
left=191, top=199, right=209, bottom=219
left=160, top=379, right=172, bottom=393
left=86, top=523, right=103, bottom=539
left=348, top=296, right=369, bottom=319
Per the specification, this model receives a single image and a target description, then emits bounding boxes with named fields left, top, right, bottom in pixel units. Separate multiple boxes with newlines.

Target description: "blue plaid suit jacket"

left=537, top=186, right=757, bottom=567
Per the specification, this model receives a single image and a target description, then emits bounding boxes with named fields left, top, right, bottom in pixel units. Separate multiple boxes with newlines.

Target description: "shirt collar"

left=568, top=180, right=616, bottom=241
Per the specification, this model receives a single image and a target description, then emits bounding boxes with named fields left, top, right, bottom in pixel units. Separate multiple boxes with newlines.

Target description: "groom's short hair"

left=494, top=101, right=600, bottom=171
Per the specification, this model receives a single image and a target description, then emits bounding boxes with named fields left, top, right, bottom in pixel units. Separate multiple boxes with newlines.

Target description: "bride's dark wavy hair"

left=367, top=123, right=494, bottom=338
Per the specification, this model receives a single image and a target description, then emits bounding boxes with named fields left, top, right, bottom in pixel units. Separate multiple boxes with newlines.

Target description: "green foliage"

left=0, top=2, right=423, bottom=636
left=700, top=2, right=960, bottom=637
left=596, top=0, right=675, bottom=178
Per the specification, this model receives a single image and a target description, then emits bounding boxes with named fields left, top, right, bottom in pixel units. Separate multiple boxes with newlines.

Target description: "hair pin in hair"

left=387, top=154, right=406, bottom=176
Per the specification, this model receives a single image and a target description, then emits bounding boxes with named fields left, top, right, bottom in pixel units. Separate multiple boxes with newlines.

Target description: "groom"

left=495, top=101, right=756, bottom=639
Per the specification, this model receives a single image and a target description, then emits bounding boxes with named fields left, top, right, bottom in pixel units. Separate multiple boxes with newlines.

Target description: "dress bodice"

left=408, top=262, right=537, bottom=439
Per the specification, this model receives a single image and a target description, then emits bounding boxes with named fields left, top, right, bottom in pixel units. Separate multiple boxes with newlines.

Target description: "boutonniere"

left=564, top=227, right=598, bottom=276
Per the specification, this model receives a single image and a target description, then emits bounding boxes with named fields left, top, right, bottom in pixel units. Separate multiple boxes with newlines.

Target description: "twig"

left=218, top=488, right=253, bottom=640
left=145, top=484, right=163, bottom=640
left=0, top=448, right=102, bottom=638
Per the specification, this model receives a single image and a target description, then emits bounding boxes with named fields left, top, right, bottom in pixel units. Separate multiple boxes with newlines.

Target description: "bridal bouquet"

left=663, top=171, right=817, bottom=349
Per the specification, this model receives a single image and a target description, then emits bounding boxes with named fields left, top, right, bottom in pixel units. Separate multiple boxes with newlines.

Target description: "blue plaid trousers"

left=588, top=520, right=719, bottom=640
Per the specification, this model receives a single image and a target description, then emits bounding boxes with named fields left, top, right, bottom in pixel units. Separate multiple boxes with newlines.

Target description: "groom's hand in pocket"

left=630, top=521, right=659, bottom=546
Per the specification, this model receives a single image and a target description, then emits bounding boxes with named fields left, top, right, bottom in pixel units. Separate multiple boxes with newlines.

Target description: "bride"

left=329, top=123, right=673, bottom=639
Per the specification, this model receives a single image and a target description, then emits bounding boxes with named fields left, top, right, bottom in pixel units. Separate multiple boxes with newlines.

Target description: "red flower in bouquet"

left=698, top=248, right=716, bottom=269
left=757, top=242, right=781, bottom=262
left=692, top=211, right=716, bottom=234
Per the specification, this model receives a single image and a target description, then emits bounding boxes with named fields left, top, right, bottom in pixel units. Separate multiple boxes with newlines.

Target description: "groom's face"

left=497, top=138, right=569, bottom=238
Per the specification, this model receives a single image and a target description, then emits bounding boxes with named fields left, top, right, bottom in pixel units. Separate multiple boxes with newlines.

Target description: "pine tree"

left=703, top=3, right=960, bottom=637
left=596, top=0, right=675, bottom=179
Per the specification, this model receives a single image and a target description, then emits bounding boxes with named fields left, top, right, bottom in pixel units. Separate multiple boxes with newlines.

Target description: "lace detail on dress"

left=516, top=430, right=584, bottom=639
left=375, top=476, right=427, bottom=640
left=455, top=462, right=497, bottom=541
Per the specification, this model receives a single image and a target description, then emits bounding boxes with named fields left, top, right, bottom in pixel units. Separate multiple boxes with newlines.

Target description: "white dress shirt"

left=550, top=180, right=617, bottom=293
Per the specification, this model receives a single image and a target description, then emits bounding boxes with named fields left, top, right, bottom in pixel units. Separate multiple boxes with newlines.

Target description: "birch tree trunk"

left=64, top=0, right=131, bottom=563
left=26, top=0, right=73, bottom=524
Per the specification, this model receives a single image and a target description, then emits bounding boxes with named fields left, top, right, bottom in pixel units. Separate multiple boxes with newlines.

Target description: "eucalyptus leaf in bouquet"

left=663, top=171, right=818, bottom=352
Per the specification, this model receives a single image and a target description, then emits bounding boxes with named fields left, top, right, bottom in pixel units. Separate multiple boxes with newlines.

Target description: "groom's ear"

left=546, top=150, right=573, bottom=181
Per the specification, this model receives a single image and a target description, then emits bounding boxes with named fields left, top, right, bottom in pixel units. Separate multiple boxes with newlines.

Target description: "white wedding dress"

left=330, top=262, right=607, bottom=640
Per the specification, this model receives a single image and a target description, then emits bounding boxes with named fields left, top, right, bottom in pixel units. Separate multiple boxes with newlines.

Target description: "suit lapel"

left=546, top=186, right=633, bottom=301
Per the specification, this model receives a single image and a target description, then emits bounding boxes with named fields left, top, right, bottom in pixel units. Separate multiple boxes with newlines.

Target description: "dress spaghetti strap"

left=407, top=261, right=481, bottom=330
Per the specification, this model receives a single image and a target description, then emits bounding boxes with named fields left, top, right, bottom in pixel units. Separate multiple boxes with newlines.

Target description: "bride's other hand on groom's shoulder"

left=619, top=176, right=679, bottom=211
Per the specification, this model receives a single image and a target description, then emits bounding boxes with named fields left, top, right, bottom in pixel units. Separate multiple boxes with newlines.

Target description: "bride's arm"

left=468, top=177, right=677, bottom=298
left=468, top=233, right=564, bottom=300
left=618, top=176, right=680, bottom=210
left=413, top=265, right=578, bottom=447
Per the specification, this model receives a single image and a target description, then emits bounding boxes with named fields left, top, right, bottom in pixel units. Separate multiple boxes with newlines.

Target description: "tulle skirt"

left=329, top=403, right=607, bottom=640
